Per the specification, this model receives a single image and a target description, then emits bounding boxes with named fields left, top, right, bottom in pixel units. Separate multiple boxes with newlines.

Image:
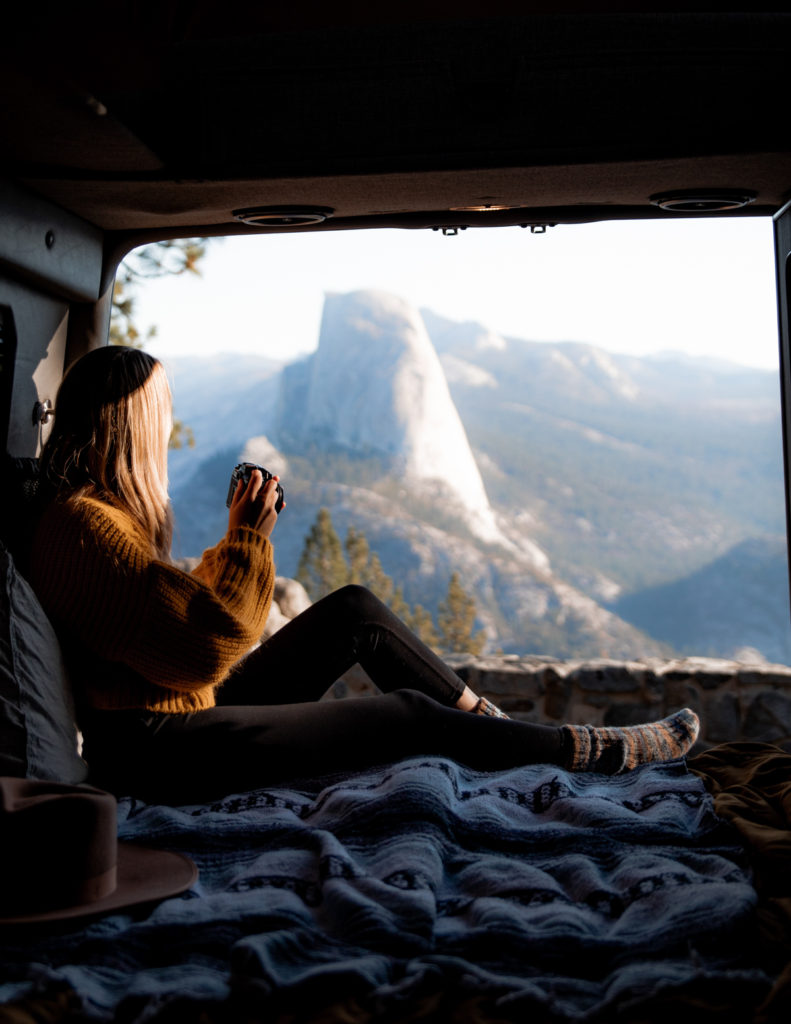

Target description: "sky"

left=135, top=215, right=780, bottom=371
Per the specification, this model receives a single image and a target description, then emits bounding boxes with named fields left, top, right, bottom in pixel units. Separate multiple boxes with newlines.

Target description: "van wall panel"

left=0, top=273, right=69, bottom=457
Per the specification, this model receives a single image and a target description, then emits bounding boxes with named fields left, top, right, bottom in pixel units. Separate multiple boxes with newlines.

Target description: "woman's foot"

left=562, top=708, right=700, bottom=774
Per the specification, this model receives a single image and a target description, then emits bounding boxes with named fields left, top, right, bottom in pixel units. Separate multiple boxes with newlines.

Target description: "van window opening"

left=127, top=217, right=787, bottom=669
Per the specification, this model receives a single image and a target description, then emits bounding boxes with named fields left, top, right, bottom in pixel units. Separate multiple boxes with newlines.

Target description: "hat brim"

left=0, top=842, right=198, bottom=926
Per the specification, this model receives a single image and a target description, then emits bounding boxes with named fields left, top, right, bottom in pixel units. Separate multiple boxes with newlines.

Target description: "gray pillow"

left=0, top=543, right=88, bottom=784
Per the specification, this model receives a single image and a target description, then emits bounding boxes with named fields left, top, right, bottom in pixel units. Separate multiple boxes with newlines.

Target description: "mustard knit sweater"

left=30, top=496, right=275, bottom=713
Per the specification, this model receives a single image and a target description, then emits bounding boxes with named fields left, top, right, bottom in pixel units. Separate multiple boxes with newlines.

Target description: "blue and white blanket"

left=0, top=757, right=773, bottom=1021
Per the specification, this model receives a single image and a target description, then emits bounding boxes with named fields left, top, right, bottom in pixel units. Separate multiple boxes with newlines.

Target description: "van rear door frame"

left=774, top=201, right=791, bottom=621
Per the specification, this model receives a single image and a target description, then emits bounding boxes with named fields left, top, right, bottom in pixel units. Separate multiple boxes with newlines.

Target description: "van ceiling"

left=3, top=5, right=791, bottom=245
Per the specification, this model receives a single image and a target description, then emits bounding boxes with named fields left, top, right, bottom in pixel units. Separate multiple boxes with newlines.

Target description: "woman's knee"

left=331, top=583, right=388, bottom=620
left=387, top=687, right=444, bottom=720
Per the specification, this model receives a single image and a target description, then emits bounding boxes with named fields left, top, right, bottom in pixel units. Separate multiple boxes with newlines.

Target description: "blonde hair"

left=40, top=346, right=173, bottom=559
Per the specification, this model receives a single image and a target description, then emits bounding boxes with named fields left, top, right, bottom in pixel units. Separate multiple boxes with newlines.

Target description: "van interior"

left=3, top=6, right=791, bottom=1021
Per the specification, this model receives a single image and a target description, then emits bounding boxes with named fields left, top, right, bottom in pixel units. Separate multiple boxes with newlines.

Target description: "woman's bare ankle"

left=455, top=686, right=479, bottom=712
left=455, top=687, right=509, bottom=719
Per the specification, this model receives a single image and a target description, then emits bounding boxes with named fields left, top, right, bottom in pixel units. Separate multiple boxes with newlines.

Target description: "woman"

left=30, top=347, right=699, bottom=803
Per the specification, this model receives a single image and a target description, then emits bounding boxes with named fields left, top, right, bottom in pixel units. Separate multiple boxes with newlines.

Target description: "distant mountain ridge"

left=614, top=536, right=791, bottom=664
left=164, top=290, right=788, bottom=662
left=423, top=308, right=783, bottom=592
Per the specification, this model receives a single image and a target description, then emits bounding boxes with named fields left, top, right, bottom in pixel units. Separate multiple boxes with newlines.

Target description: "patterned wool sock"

left=561, top=708, right=700, bottom=774
left=472, top=696, right=509, bottom=719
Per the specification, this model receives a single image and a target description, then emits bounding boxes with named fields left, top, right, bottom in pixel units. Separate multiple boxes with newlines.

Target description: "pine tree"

left=344, top=526, right=370, bottom=584
left=437, top=573, right=486, bottom=655
left=389, top=585, right=410, bottom=621
left=343, top=527, right=397, bottom=606
left=296, top=508, right=349, bottom=600
left=408, top=603, right=440, bottom=650
left=111, top=238, right=209, bottom=348
left=299, top=516, right=442, bottom=647
left=363, top=551, right=394, bottom=606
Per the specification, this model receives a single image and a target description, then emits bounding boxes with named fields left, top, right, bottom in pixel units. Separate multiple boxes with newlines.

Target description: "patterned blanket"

left=0, top=757, right=774, bottom=1022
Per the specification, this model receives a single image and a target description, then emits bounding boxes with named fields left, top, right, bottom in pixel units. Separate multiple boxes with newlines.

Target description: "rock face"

left=238, top=437, right=290, bottom=482
left=260, top=578, right=314, bottom=640
left=273, top=577, right=312, bottom=619
left=274, top=290, right=503, bottom=544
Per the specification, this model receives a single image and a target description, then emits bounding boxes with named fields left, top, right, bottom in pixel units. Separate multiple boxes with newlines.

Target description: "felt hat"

left=0, top=777, right=197, bottom=925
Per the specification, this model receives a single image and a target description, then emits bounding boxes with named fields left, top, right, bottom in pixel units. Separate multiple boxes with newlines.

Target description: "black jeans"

left=81, top=586, right=566, bottom=803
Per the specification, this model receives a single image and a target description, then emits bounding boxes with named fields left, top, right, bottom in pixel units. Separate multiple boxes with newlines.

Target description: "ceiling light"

left=649, top=190, right=757, bottom=213
left=232, top=206, right=334, bottom=227
left=449, top=204, right=518, bottom=212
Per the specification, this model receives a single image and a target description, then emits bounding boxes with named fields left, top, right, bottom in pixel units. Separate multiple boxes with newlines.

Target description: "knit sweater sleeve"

left=190, top=542, right=222, bottom=584
left=31, top=498, right=275, bottom=701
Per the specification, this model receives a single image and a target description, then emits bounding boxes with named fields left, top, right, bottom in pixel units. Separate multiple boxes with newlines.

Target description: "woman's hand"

left=227, top=470, right=282, bottom=538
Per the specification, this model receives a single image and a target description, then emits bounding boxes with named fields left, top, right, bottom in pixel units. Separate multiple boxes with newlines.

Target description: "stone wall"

left=333, top=654, right=791, bottom=752
left=267, top=577, right=791, bottom=753
left=448, top=654, right=791, bottom=751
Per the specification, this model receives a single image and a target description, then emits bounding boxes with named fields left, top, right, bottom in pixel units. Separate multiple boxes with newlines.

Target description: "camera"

left=226, top=462, right=285, bottom=513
